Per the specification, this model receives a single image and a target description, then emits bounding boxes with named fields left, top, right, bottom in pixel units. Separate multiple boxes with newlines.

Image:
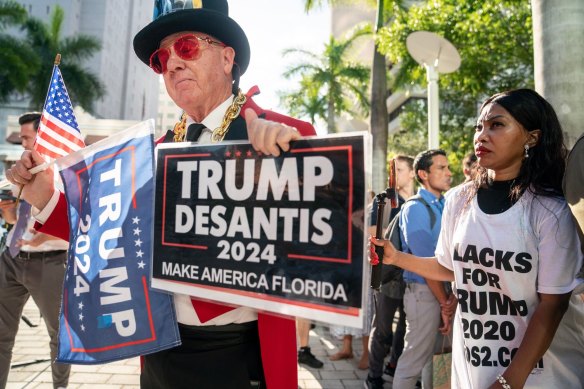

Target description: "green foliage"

left=22, top=5, right=104, bottom=112
left=278, top=75, right=326, bottom=125
left=280, top=25, right=371, bottom=133
left=377, top=0, right=533, bottom=171
left=0, top=0, right=38, bottom=102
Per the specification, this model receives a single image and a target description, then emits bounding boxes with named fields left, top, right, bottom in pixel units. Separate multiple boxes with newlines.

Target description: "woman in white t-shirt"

left=370, top=89, right=584, bottom=389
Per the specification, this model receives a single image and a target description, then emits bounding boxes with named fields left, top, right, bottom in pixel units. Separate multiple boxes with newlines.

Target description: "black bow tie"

left=186, top=123, right=207, bottom=142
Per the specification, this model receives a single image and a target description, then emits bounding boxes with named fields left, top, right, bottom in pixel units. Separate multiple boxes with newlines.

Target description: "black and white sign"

left=152, top=134, right=368, bottom=327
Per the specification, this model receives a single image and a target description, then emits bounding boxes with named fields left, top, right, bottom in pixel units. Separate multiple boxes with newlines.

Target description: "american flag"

left=35, top=65, right=85, bottom=159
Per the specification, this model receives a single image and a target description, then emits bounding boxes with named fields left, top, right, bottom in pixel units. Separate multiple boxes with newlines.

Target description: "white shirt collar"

left=185, top=95, right=234, bottom=144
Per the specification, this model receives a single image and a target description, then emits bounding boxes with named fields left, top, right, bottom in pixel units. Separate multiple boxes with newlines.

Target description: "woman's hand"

left=369, top=236, right=399, bottom=266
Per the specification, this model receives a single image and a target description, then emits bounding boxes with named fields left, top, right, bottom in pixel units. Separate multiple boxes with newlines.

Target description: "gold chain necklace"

left=172, top=89, right=247, bottom=143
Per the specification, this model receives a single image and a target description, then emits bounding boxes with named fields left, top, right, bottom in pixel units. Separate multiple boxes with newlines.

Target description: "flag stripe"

left=34, top=65, right=85, bottom=159
left=40, top=115, right=85, bottom=151
left=40, top=113, right=85, bottom=144
left=35, top=138, right=69, bottom=159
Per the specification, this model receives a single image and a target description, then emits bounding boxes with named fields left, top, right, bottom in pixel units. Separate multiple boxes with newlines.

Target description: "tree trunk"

left=370, top=0, right=389, bottom=193
left=327, top=92, right=335, bottom=133
left=532, top=0, right=584, bottom=148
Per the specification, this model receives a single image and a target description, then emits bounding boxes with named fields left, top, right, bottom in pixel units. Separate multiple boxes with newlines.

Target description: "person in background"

left=375, top=150, right=453, bottom=389
left=365, top=155, right=415, bottom=389
left=368, top=155, right=416, bottom=237
left=461, top=151, right=478, bottom=183
left=445, top=152, right=477, bottom=201
left=328, top=321, right=371, bottom=370
left=297, top=318, right=324, bottom=369
left=563, top=132, right=584, bottom=293
left=371, top=89, right=584, bottom=388
left=0, top=112, right=70, bottom=389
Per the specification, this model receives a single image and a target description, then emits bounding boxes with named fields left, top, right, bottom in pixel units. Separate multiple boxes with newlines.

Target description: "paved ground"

left=7, top=300, right=380, bottom=389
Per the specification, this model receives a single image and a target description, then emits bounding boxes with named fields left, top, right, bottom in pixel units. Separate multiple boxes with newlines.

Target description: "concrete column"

left=532, top=0, right=584, bottom=147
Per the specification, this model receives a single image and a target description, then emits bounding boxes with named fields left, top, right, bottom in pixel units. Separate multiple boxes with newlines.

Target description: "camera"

left=0, top=190, right=16, bottom=202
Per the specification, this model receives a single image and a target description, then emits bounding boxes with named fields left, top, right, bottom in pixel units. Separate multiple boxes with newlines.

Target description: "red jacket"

left=37, top=87, right=316, bottom=389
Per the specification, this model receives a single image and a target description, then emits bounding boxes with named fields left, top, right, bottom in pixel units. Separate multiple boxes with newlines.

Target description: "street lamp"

left=406, top=31, right=461, bottom=149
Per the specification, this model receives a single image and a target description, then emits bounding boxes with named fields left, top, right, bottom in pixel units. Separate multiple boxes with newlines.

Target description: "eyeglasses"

left=149, top=34, right=226, bottom=74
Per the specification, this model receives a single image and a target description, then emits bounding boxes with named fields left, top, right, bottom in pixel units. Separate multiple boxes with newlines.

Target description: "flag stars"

left=79, top=313, right=84, bottom=321
left=135, top=238, right=142, bottom=247
left=136, top=250, right=144, bottom=258
left=78, top=302, right=84, bottom=310
left=80, top=324, right=85, bottom=332
left=246, top=150, right=253, bottom=157
left=225, top=151, right=232, bottom=157
left=235, top=150, right=242, bottom=157
left=132, top=216, right=140, bottom=224
left=133, top=227, right=141, bottom=236
left=138, top=260, right=146, bottom=269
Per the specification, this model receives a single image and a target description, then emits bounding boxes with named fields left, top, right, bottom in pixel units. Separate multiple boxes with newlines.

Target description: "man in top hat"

left=6, top=1, right=316, bottom=388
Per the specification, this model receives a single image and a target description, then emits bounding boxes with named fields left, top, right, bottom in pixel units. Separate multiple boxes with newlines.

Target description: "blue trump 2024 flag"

left=56, top=120, right=180, bottom=363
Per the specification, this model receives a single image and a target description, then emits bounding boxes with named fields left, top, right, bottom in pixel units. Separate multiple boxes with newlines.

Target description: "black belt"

left=17, top=250, right=67, bottom=260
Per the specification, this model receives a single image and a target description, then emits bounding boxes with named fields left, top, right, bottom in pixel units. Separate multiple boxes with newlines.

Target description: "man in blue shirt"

left=392, top=149, right=455, bottom=388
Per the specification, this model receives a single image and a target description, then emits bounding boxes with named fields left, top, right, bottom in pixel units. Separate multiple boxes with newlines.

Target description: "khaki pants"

left=393, top=283, right=441, bottom=389
left=0, top=249, right=70, bottom=389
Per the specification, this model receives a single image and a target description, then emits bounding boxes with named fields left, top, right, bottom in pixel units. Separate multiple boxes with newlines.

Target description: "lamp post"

left=406, top=31, right=461, bottom=149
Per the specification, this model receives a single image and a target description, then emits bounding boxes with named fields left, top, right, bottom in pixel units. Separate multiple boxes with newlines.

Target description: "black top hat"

left=133, top=0, right=250, bottom=75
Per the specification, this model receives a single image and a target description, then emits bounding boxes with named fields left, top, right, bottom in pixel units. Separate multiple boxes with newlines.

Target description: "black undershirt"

left=477, top=179, right=521, bottom=215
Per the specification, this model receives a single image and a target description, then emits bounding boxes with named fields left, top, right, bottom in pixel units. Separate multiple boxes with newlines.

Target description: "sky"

left=229, top=1, right=331, bottom=112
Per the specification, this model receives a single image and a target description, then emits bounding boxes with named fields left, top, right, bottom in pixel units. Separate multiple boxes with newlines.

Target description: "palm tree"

left=279, top=75, right=327, bottom=126
left=281, top=28, right=370, bottom=133
left=22, top=5, right=104, bottom=112
left=303, top=0, right=403, bottom=192
left=0, top=0, right=39, bottom=102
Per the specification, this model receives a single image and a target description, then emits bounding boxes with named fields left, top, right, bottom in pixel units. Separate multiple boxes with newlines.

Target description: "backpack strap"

left=404, top=194, right=437, bottom=229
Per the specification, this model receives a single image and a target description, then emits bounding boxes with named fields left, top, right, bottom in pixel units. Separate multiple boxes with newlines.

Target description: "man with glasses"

left=6, top=1, right=315, bottom=388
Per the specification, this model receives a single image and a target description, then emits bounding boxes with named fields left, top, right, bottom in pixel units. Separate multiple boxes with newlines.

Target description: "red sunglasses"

left=149, top=34, right=226, bottom=74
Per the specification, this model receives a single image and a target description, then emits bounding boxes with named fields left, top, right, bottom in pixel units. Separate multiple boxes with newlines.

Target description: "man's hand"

left=0, top=200, right=16, bottom=210
left=17, top=228, right=53, bottom=247
left=245, top=108, right=301, bottom=156
left=0, top=199, right=17, bottom=224
left=5, top=150, right=54, bottom=210
left=439, top=293, right=458, bottom=335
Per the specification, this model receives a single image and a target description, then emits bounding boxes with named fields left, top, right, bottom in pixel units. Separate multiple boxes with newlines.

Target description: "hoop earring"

left=524, top=144, right=529, bottom=159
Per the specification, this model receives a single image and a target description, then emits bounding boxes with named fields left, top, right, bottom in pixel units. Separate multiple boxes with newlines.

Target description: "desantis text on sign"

left=152, top=134, right=367, bottom=327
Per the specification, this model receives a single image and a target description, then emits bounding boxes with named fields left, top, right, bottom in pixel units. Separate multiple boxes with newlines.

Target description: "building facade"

left=0, top=0, right=159, bottom=142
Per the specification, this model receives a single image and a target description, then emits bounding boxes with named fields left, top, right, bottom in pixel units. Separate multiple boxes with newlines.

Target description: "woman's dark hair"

left=474, top=88, right=567, bottom=199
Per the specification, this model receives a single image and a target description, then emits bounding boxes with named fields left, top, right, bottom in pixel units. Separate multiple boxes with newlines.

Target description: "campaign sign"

left=152, top=133, right=368, bottom=328
left=56, top=120, right=180, bottom=364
